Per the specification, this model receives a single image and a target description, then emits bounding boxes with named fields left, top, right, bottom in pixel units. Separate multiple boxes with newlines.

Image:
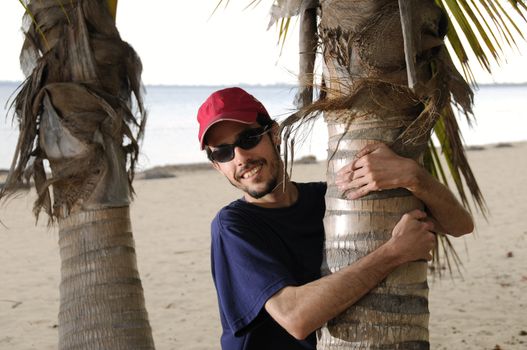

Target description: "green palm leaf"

left=437, top=0, right=527, bottom=83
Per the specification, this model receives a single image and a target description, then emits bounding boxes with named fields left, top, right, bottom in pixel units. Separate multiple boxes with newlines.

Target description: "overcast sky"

left=1, top=1, right=526, bottom=85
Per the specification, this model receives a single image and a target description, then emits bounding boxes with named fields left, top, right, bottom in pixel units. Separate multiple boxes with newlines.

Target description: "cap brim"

left=199, top=111, right=258, bottom=150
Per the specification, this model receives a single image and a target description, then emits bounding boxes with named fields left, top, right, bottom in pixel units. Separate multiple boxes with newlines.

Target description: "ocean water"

left=1, top=82, right=526, bottom=170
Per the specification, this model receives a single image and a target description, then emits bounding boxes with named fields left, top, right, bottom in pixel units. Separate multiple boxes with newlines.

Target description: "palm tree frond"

left=421, top=73, right=481, bottom=274
left=431, top=105, right=487, bottom=216
left=437, top=0, right=527, bottom=80
left=425, top=139, right=450, bottom=188
left=211, top=0, right=230, bottom=20
left=244, top=0, right=263, bottom=11
left=278, top=16, right=292, bottom=52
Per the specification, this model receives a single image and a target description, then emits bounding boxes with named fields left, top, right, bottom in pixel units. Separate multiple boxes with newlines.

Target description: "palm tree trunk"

left=319, top=116, right=429, bottom=349
left=1, top=1, right=155, bottom=348
left=58, top=207, right=154, bottom=349
left=309, top=0, right=472, bottom=348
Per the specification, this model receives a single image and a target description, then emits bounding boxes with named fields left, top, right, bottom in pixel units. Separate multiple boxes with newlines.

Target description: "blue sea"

left=1, top=82, right=526, bottom=170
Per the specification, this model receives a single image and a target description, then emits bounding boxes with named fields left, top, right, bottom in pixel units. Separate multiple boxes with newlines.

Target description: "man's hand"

left=265, top=208, right=436, bottom=340
left=335, top=142, right=473, bottom=236
left=335, top=143, right=422, bottom=200
left=387, top=209, right=436, bottom=263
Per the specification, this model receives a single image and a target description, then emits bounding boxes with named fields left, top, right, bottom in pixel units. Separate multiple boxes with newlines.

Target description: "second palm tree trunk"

left=318, top=115, right=429, bottom=349
left=58, top=207, right=154, bottom=349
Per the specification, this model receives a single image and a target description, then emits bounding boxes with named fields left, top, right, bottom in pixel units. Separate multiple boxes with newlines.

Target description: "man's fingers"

left=355, top=143, right=382, bottom=159
left=337, top=163, right=354, bottom=176
left=346, top=190, right=361, bottom=200
left=336, top=177, right=367, bottom=194
left=338, top=142, right=389, bottom=176
left=351, top=157, right=363, bottom=171
left=335, top=175, right=352, bottom=189
left=346, top=183, right=374, bottom=200
left=350, top=145, right=377, bottom=170
left=426, top=231, right=437, bottom=242
left=349, top=177, right=369, bottom=190
left=423, top=220, right=435, bottom=232
left=350, top=167, right=367, bottom=181
left=335, top=168, right=367, bottom=188
left=405, top=209, right=427, bottom=220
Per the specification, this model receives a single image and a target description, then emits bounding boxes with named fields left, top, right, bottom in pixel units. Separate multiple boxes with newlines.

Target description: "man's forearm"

left=265, top=242, right=401, bottom=340
left=335, top=143, right=474, bottom=236
left=411, top=167, right=474, bottom=236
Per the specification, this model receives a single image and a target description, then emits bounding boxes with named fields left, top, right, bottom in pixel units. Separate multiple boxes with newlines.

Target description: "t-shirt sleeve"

left=211, top=208, right=296, bottom=336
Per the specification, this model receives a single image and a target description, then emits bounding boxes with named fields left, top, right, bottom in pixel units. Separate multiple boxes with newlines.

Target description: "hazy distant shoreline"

left=2, top=82, right=526, bottom=170
left=1, top=141, right=525, bottom=181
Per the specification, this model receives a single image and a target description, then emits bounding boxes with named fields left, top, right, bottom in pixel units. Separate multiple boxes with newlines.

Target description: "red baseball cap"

left=197, top=87, right=271, bottom=149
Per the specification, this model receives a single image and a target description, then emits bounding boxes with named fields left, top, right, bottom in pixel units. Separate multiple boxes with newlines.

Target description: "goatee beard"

left=246, top=177, right=278, bottom=199
left=230, top=156, right=281, bottom=199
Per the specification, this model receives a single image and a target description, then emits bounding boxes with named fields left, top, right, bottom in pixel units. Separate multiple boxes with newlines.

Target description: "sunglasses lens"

left=211, top=146, right=234, bottom=163
left=208, top=126, right=270, bottom=163
left=238, top=130, right=263, bottom=150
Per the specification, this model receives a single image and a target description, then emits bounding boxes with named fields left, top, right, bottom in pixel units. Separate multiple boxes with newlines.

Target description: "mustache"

left=235, top=159, right=265, bottom=180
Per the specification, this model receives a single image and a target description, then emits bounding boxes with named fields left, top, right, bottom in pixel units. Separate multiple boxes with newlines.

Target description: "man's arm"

left=335, top=143, right=474, bottom=236
left=265, top=210, right=436, bottom=340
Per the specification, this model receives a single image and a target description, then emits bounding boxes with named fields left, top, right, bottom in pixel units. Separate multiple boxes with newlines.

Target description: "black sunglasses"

left=207, top=125, right=272, bottom=163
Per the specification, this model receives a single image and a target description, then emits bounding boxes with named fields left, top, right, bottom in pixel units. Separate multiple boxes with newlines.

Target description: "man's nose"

left=233, top=145, right=252, bottom=165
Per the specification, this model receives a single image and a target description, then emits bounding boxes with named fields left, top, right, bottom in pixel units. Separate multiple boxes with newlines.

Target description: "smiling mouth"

left=241, top=164, right=262, bottom=179
left=238, top=161, right=265, bottom=180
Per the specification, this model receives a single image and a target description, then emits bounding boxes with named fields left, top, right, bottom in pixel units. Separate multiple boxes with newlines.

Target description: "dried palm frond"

left=1, top=0, right=146, bottom=222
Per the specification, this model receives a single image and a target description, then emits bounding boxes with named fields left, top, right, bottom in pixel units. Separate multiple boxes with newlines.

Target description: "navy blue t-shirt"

left=211, top=182, right=327, bottom=350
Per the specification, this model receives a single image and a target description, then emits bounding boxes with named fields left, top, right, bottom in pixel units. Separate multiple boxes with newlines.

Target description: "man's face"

left=206, top=121, right=282, bottom=200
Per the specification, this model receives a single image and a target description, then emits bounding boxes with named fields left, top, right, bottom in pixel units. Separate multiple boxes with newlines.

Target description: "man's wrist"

left=376, top=240, right=405, bottom=270
left=406, top=161, right=426, bottom=194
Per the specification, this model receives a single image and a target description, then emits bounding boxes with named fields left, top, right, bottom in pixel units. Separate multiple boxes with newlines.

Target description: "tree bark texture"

left=58, top=207, right=154, bottom=349
left=314, top=0, right=472, bottom=348
left=1, top=1, right=155, bottom=348
left=320, top=117, right=429, bottom=349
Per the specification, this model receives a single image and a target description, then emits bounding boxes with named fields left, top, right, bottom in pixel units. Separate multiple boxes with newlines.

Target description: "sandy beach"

left=1, top=141, right=526, bottom=349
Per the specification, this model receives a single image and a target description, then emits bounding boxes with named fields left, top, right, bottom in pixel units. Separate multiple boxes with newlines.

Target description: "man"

left=197, top=87, right=473, bottom=350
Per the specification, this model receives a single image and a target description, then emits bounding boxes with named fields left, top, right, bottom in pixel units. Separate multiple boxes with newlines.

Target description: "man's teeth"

left=242, top=165, right=262, bottom=179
